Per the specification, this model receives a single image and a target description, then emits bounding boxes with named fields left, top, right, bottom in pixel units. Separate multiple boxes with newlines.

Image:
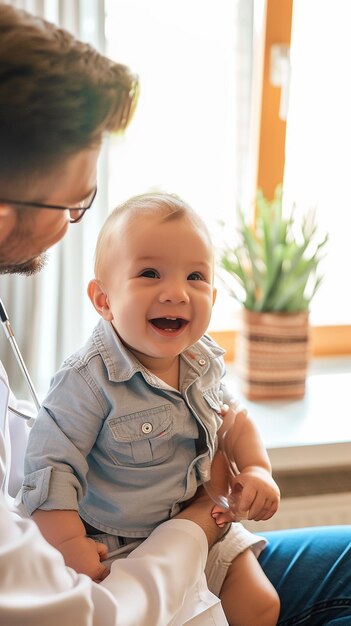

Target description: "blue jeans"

left=259, top=526, right=351, bottom=625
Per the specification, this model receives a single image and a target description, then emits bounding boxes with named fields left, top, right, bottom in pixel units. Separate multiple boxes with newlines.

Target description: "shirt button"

left=141, top=422, right=153, bottom=434
left=198, top=358, right=206, bottom=366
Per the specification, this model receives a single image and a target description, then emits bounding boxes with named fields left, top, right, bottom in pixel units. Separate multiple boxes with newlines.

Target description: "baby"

left=23, top=192, right=280, bottom=626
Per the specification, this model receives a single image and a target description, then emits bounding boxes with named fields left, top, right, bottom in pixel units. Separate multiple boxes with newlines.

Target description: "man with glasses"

left=0, top=5, right=228, bottom=625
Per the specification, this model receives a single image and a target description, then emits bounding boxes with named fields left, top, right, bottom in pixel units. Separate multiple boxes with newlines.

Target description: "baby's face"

left=99, top=212, right=216, bottom=368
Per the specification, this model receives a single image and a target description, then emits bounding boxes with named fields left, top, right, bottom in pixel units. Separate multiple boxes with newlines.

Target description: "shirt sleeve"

left=0, top=494, right=223, bottom=626
left=22, top=365, right=106, bottom=515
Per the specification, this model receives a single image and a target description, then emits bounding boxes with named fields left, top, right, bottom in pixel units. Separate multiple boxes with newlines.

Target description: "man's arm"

left=0, top=494, right=95, bottom=626
left=1, top=492, right=227, bottom=626
left=103, top=515, right=227, bottom=626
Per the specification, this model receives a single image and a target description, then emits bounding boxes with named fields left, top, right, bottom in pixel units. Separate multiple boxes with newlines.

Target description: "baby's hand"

left=212, top=467, right=280, bottom=526
left=58, top=535, right=109, bottom=582
left=211, top=483, right=248, bottom=526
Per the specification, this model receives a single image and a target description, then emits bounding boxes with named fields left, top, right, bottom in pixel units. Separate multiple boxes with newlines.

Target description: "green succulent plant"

left=220, top=185, right=328, bottom=313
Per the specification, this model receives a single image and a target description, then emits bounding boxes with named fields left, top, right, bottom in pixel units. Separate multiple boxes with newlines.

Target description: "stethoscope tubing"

left=0, top=298, right=40, bottom=420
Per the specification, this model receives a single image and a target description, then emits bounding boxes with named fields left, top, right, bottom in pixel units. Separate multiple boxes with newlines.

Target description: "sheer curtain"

left=0, top=0, right=107, bottom=398
left=0, top=0, right=256, bottom=398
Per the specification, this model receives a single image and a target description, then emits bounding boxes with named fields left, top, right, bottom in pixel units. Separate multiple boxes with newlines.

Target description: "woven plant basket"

left=236, top=310, right=311, bottom=400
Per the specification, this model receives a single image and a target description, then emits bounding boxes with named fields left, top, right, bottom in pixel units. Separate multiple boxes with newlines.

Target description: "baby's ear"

left=87, top=279, right=113, bottom=321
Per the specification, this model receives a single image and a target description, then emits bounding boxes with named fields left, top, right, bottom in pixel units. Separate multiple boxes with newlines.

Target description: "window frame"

left=228, top=0, right=351, bottom=359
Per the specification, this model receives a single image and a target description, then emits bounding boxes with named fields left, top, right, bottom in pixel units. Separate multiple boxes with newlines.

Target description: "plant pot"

left=236, top=310, right=311, bottom=400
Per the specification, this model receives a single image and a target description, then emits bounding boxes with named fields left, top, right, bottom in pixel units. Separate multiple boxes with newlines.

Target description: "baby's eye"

left=187, top=272, right=204, bottom=281
left=139, top=268, right=160, bottom=279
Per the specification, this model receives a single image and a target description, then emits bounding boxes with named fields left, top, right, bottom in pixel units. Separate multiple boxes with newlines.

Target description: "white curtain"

left=0, top=0, right=108, bottom=398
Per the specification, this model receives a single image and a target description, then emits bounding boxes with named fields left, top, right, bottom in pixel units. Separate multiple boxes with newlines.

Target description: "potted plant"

left=220, top=185, right=328, bottom=400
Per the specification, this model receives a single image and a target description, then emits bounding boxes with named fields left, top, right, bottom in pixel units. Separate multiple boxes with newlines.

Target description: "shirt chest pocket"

left=202, top=387, right=223, bottom=432
left=106, top=404, right=174, bottom=466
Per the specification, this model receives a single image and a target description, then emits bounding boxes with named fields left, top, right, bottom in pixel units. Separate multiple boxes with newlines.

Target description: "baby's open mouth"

left=150, top=317, right=188, bottom=332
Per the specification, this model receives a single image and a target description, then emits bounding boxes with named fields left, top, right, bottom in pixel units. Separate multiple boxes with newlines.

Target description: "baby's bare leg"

left=220, top=548, right=280, bottom=626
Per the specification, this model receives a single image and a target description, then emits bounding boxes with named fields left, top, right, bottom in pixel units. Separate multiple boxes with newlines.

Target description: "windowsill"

left=209, top=326, right=351, bottom=361
left=225, top=356, right=351, bottom=472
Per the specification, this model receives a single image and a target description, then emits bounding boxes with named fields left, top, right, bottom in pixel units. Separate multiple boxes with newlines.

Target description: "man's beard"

left=0, top=207, right=48, bottom=275
left=0, top=252, right=48, bottom=276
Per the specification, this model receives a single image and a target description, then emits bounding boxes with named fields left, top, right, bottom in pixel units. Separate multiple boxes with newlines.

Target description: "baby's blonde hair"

left=94, top=192, right=212, bottom=279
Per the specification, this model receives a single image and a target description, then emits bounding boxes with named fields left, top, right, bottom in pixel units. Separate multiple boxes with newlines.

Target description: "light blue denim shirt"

left=22, top=319, right=235, bottom=538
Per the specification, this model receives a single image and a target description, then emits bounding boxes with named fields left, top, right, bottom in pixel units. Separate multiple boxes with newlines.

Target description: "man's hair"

left=0, top=5, right=138, bottom=188
left=94, top=192, right=212, bottom=278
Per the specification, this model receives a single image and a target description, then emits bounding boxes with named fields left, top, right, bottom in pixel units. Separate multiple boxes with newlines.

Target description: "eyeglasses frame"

left=0, top=186, right=97, bottom=223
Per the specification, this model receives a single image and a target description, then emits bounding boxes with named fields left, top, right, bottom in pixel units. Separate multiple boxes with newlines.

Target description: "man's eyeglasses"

left=0, top=186, right=97, bottom=223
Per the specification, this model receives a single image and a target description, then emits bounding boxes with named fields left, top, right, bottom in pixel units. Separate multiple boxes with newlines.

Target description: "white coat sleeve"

left=102, top=518, right=228, bottom=625
left=0, top=494, right=227, bottom=626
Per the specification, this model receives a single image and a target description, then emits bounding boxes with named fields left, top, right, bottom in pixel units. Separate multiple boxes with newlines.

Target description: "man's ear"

left=212, top=286, right=217, bottom=307
left=0, top=204, right=17, bottom=246
left=87, top=279, right=113, bottom=321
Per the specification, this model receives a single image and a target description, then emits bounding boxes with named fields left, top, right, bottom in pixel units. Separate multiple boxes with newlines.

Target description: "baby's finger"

left=258, top=498, right=280, bottom=521
left=246, top=492, right=267, bottom=520
left=250, top=497, right=275, bottom=521
left=237, top=482, right=258, bottom=514
left=93, top=563, right=110, bottom=583
left=220, top=403, right=230, bottom=416
left=95, top=541, right=108, bottom=560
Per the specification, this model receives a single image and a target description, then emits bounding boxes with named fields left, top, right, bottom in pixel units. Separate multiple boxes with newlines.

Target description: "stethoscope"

left=0, top=298, right=40, bottom=422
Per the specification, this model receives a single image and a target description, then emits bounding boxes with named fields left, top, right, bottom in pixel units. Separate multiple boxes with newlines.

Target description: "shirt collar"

left=92, top=319, right=225, bottom=383
left=181, top=336, right=225, bottom=375
left=92, top=319, right=152, bottom=383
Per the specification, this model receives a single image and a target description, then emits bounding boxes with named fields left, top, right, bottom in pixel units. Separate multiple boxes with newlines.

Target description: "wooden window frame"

left=213, top=0, right=351, bottom=361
